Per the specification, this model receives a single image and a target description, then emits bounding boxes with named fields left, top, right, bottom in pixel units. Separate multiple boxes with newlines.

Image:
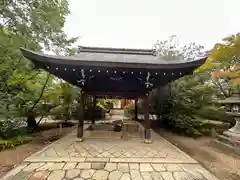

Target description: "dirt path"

left=154, top=128, right=240, bottom=180
left=0, top=126, right=75, bottom=178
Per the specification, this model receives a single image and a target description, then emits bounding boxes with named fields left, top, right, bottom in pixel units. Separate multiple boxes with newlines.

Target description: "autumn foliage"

left=212, top=66, right=240, bottom=85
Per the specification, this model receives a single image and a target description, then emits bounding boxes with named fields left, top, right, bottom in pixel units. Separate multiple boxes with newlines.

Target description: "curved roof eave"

left=20, top=48, right=207, bottom=70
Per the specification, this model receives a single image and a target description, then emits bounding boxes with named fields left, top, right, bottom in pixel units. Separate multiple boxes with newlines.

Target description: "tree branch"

left=31, top=73, right=51, bottom=110
left=36, top=104, right=60, bottom=125
left=212, top=80, right=229, bottom=98
left=21, top=70, right=40, bottom=85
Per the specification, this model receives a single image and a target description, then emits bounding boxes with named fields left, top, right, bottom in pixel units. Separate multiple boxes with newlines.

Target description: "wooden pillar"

left=91, top=96, right=96, bottom=125
left=76, top=90, right=85, bottom=141
left=143, top=95, right=152, bottom=143
left=134, top=98, right=138, bottom=121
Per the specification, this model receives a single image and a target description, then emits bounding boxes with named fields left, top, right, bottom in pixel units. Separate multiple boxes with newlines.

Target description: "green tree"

left=150, top=36, right=215, bottom=136
left=0, top=0, right=78, bottom=130
left=199, top=33, right=240, bottom=97
left=154, top=35, right=204, bottom=61
left=49, top=82, right=80, bottom=121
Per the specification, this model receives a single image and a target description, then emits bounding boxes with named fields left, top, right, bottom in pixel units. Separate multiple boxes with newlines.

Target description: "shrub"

left=196, top=105, right=230, bottom=122
left=150, top=74, right=215, bottom=137
left=0, top=119, right=27, bottom=139
left=124, top=103, right=135, bottom=117
left=0, top=136, right=31, bottom=151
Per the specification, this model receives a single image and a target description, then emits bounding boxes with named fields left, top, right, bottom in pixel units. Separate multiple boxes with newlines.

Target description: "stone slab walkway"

left=2, top=126, right=219, bottom=180
left=23, top=130, right=196, bottom=164
left=3, top=161, right=219, bottom=180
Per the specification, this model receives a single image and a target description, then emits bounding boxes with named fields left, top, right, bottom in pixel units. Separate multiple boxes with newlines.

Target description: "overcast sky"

left=64, top=0, right=240, bottom=50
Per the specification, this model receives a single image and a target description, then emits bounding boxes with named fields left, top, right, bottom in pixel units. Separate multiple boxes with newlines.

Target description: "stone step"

left=212, top=139, right=240, bottom=155
left=223, top=131, right=240, bottom=140
left=110, top=109, right=124, bottom=115
left=215, top=134, right=240, bottom=153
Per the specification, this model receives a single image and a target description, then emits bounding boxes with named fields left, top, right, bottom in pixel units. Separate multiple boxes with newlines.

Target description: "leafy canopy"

left=151, top=36, right=215, bottom=136
left=0, top=0, right=79, bottom=129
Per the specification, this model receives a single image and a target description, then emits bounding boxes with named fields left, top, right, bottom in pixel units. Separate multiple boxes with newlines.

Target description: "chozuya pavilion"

left=20, top=46, right=207, bottom=143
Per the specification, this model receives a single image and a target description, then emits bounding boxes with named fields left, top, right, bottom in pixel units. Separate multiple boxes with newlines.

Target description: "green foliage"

left=0, top=119, right=27, bottom=139
left=153, top=34, right=240, bottom=136
left=124, top=103, right=135, bottom=117
left=196, top=105, right=229, bottom=122
left=97, top=99, right=115, bottom=112
left=0, top=136, right=31, bottom=151
left=0, top=0, right=79, bottom=130
left=152, top=74, right=215, bottom=136
left=199, top=33, right=240, bottom=72
left=154, top=35, right=204, bottom=61
left=49, top=83, right=80, bottom=120
left=198, top=33, right=240, bottom=97
left=151, top=36, right=215, bottom=136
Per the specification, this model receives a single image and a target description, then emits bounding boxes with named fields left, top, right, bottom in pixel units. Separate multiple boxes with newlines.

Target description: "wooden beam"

left=86, top=91, right=145, bottom=99
left=134, top=98, right=138, bottom=121
left=143, top=95, right=152, bottom=143
left=76, top=90, right=85, bottom=141
left=91, top=95, right=97, bottom=125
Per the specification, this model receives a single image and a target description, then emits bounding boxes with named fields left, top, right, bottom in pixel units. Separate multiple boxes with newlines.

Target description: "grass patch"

left=0, top=136, right=31, bottom=151
left=0, top=122, right=75, bottom=151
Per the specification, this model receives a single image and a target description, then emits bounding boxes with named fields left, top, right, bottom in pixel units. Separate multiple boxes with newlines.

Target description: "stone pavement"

left=23, top=130, right=196, bottom=164
left=2, top=126, right=219, bottom=180
left=2, top=161, right=219, bottom=180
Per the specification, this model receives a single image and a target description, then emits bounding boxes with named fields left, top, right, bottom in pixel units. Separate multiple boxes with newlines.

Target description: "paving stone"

left=160, top=172, right=175, bottom=180
left=130, top=170, right=143, bottom=180
left=140, top=163, right=153, bottom=172
left=173, top=171, right=194, bottom=180
left=63, top=162, right=77, bottom=170
left=23, top=163, right=45, bottom=171
left=29, top=171, right=50, bottom=180
left=164, top=164, right=182, bottom=171
left=91, top=162, right=106, bottom=169
left=186, top=169, right=206, bottom=179
left=86, top=157, right=109, bottom=162
left=195, top=168, right=219, bottom=180
left=118, top=163, right=129, bottom=173
left=151, top=164, right=166, bottom=171
left=80, top=169, right=95, bottom=179
left=129, top=163, right=139, bottom=170
left=141, top=171, right=152, bottom=180
left=65, top=169, right=81, bottom=179
left=48, top=163, right=65, bottom=171
left=8, top=126, right=218, bottom=180
left=181, top=164, right=218, bottom=179
left=7, top=171, right=33, bottom=180
left=151, top=171, right=163, bottom=180
left=119, top=173, right=131, bottom=180
left=2, top=163, right=28, bottom=179
left=104, top=163, right=117, bottom=172
left=76, top=162, right=91, bottom=169
left=92, top=170, right=109, bottom=180
left=37, top=163, right=55, bottom=171
left=108, top=170, right=123, bottom=180
left=47, top=170, right=65, bottom=180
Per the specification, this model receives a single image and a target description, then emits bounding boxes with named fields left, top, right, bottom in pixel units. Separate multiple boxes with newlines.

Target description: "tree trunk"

left=27, top=115, right=37, bottom=130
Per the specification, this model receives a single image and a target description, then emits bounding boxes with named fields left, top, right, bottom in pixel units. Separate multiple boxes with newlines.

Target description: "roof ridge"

left=77, top=46, right=155, bottom=55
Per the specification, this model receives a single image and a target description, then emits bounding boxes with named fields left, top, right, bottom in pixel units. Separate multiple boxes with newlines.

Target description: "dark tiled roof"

left=20, top=47, right=207, bottom=69
left=78, top=46, right=155, bottom=55
left=20, top=46, right=208, bottom=97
